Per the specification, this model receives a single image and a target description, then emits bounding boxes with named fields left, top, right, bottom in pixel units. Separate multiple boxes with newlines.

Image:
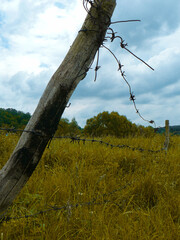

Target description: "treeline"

left=0, top=108, right=31, bottom=129
left=56, top=111, right=155, bottom=137
left=0, top=108, right=155, bottom=137
left=156, top=125, right=180, bottom=135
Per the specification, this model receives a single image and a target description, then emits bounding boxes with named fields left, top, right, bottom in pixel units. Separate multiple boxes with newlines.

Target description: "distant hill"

left=0, top=108, right=31, bottom=129
left=156, top=125, right=180, bottom=135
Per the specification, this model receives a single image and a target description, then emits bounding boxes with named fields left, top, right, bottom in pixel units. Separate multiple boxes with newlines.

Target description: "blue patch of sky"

left=0, top=11, right=4, bottom=27
left=40, top=63, right=49, bottom=68
left=36, top=35, right=44, bottom=38
left=0, top=11, right=9, bottom=48
left=0, top=36, right=9, bottom=48
left=54, top=2, right=65, bottom=9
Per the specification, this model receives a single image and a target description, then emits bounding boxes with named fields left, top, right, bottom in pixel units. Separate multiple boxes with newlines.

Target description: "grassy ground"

left=0, top=133, right=179, bottom=239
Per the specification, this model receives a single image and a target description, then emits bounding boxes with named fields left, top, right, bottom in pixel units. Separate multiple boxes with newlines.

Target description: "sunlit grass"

left=0, top=134, right=179, bottom=239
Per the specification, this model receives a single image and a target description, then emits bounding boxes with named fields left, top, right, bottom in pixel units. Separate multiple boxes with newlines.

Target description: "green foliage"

left=84, top=111, right=154, bottom=137
left=0, top=108, right=82, bottom=136
left=0, top=108, right=31, bottom=129
left=0, top=134, right=179, bottom=239
left=55, top=117, right=82, bottom=137
left=157, top=125, right=180, bottom=135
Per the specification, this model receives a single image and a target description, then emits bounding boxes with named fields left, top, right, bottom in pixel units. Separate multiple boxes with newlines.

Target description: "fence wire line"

left=0, top=127, right=165, bottom=153
left=54, top=136, right=164, bottom=153
left=0, top=183, right=130, bottom=223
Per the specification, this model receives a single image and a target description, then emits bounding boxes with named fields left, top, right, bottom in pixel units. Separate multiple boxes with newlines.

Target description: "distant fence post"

left=164, top=120, right=169, bottom=151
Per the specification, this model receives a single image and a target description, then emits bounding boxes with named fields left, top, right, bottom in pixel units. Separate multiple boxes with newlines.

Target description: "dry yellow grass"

left=0, top=133, right=179, bottom=239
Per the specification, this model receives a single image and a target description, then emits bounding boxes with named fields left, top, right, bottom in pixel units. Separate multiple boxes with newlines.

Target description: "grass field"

left=0, top=133, right=179, bottom=239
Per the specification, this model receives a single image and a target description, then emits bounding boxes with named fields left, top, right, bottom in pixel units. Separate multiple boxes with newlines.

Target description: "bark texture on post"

left=0, top=0, right=116, bottom=215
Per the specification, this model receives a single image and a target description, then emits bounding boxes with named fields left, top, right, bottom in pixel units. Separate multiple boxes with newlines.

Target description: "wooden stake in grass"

left=0, top=0, right=116, bottom=215
left=164, top=120, right=170, bottom=151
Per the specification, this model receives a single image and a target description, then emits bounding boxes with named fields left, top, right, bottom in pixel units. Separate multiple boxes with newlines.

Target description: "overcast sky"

left=0, top=0, right=180, bottom=128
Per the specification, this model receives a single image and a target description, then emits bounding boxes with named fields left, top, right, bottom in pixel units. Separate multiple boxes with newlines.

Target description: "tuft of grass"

left=0, top=134, right=179, bottom=239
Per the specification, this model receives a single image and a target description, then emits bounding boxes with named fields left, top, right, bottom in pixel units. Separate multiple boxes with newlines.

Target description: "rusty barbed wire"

left=0, top=200, right=110, bottom=223
left=83, top=0, right=105, bottom=22
left=83, top=0, right=93, bottom=15
left=0, top=127, right=41, bottom=135
left=0, top=127, right=164, bottom=153
left=0, top=182, right=131, bottom=223
left=54, top=135, right=163, bottom=153
left=81, top=0, right=156, bottom=126
left=101, top=44, right=155, bottom=127
left=94, top=48, right=101, bottom=82
left=106, top=28, right=154, bottom=71
left=66, top=103, right=71, bottom=108
left=110, top=20, right=141, bottom=24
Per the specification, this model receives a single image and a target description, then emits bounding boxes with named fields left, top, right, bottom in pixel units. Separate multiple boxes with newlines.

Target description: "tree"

left=136, top=125, right=154, bottom=137
left=84, top=111, right=155, bottom=137
left=55, top=118, right=81, bottom=136
left=69, top=118, right=81, bottom=137
left=84, top=111, right=135, bottom=137
left=0, top=108, right=31, bottom=129
left=0, top=0, right=116, bottom=215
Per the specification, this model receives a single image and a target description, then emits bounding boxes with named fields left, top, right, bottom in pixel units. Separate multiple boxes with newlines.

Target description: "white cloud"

left=0, top=0, right=85, bottom=73
left=0, top=0, right=86, bottom=113
left=0, top=0, right=180, bottom=128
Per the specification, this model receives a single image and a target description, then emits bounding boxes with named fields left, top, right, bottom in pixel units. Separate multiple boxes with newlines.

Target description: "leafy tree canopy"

left=55, top=117, right=82, bottom=137
left=84, top=111, right=154, bottom=137
left=0, top=108, right=31, bottom=129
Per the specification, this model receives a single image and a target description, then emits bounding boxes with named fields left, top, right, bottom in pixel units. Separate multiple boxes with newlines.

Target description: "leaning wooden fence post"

left=164, top=120, right=170, bottom=151
left=0, top=0, right=116, bottom=215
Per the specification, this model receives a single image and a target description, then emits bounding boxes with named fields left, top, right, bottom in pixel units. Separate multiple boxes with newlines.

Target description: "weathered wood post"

left=0, top=0, right=116, bottom=215
left=164, top=120, right=170, bottom=151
